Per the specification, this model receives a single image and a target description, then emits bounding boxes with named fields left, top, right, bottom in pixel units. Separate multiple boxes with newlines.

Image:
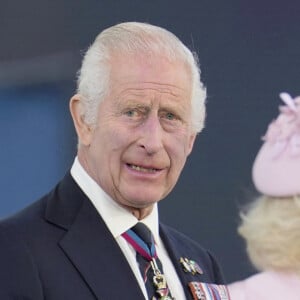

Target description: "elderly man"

left=0, top=22, right=228, bottom=300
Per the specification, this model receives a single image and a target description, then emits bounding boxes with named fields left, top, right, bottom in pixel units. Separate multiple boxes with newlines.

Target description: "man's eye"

left=125, top=110, right=136, bottom=117
left=163, top=112, right=177, bottom=121
left=166, top=112, right=175, bottom=120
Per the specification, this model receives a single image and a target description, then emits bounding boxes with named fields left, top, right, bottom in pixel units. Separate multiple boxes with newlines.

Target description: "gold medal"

left=150, top=259, right=174, bottom=300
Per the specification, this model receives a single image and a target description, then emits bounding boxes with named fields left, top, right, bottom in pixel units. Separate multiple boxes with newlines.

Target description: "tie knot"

left=122, top=222, right=157, bottom=261
left=131, top=222, right=153, bottom=249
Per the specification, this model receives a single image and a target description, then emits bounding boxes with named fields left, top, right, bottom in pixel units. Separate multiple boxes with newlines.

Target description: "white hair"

left=77, top=22, right=206, bottom=133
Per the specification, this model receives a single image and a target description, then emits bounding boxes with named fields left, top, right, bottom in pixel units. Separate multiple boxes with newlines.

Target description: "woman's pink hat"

left=252, top=93, right=300, bottom=197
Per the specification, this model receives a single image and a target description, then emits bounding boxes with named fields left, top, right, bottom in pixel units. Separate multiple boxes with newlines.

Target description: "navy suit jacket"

left=0, top=173, right=224, bottom=299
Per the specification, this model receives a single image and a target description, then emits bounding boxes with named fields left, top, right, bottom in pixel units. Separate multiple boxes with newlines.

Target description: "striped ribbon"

left=122, top=227, right=158, bottom=261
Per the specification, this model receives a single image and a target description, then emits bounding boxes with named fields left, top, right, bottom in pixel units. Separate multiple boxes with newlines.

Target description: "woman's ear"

left=69, top=94, right=93, bottom=146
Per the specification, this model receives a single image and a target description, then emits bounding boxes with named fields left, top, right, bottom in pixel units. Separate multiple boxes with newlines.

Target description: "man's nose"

left=138, top=115, right=164, bottom=155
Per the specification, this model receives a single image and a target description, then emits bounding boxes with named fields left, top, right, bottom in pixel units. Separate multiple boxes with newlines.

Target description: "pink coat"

left=228, top=271, right=300, bottom=300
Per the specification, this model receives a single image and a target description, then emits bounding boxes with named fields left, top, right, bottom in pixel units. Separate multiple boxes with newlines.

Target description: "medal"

left=188, top=282, right=230, bottom=300
left=180, top=257, right=203, bottom=275
left=150, top=259, right=174, bottom=300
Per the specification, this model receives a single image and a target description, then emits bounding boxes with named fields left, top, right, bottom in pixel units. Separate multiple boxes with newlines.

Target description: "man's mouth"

left=127, top=164, right=159, bottom=173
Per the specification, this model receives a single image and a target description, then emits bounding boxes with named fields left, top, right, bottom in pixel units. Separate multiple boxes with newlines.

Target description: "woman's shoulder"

left=228, top=271, right=300, bottom=300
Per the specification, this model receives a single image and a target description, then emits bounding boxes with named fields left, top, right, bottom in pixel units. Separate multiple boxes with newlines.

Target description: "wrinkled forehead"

left=109, top=51, right=192, bottom=88
left=101, top=52, right=192, bottom=109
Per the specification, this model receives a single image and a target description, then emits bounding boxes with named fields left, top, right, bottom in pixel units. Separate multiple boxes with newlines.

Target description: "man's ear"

left=69, top=94, right=93, bottom=146
left=187, top=133, right=197, bottom=156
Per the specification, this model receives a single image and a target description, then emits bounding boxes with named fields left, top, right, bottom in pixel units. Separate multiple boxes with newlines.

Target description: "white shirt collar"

left=70, top=157, right=160, bottom=241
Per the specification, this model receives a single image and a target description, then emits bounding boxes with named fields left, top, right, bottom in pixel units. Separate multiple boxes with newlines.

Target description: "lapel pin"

left=180, top=257, right=203, bottom=275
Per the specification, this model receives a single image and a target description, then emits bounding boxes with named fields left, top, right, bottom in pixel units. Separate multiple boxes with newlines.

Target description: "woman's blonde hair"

left=239, top=195, right=300, bottom=275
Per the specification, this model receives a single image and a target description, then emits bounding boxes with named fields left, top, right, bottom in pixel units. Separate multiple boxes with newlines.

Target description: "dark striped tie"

left=122, top=222, right=173, bottom=299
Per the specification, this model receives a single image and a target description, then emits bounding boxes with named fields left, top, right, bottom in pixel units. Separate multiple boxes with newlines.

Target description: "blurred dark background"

left=1, top=0, right=299, bottom=283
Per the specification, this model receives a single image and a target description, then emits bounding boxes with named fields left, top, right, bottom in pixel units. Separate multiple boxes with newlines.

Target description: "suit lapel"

left=45, top=174, right=145, bottom=299
left=159, top=224, right=199, bottom=300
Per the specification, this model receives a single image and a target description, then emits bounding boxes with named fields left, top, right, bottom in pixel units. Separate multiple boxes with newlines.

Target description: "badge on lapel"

left=180, top=257, right=203, bottom=275
left=188, top=282, right=231, bottom=300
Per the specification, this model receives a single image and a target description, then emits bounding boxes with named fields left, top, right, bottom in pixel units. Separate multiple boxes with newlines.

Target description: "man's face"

left=77, top=53, right=196, bottom=212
